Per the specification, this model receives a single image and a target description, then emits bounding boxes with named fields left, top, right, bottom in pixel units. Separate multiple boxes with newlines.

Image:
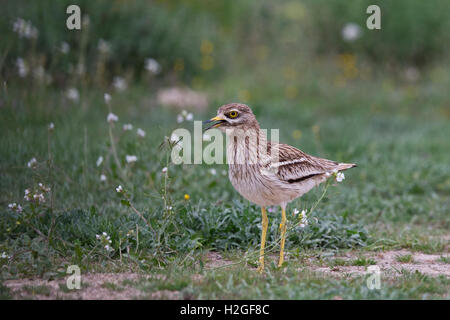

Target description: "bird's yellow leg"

left=257, top=207, right=269, bottom=273
left=278, top=206, right=287, bottom=267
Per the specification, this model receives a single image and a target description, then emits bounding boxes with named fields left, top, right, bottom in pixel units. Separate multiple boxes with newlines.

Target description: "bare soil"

left=312, top=250, right=450, bottom=277
left=4, top=250, right=449, bottom=299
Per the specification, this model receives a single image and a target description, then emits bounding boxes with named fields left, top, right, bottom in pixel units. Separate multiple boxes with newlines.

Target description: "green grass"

left=1, top=55, right=449, bottom=299
left=102, top=282, right=125, bottom=292
left=437, top=256, right=450, bottom=264
left=396, top=254, right=414, bottom=264
left=0, top=281, right=12, bottom=300
left=92, top=256, right=449, bottom=299
left=21, top=284, right=51, bottom=296
left=351, top=257, right=377, bottom=267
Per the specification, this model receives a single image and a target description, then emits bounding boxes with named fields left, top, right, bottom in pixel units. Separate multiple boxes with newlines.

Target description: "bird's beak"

left=203, top=116, right=226, bottom=131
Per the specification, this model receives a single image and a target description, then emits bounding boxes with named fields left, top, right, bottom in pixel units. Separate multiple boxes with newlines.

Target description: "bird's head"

left=203, top=103, right=259, bottom=133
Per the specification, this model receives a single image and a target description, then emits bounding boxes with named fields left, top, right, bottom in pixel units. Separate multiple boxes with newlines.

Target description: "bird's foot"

left=257, top=262, right=265, bottom=274
left=277, top=258, right=284, bottom=268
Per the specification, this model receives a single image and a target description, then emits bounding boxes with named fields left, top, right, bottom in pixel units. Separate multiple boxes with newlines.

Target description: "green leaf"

left=121, top=199, right=131, bottom=207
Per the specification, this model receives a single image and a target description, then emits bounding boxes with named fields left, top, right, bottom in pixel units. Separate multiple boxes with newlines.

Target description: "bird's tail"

left=336, top=162, right=357, bottom=171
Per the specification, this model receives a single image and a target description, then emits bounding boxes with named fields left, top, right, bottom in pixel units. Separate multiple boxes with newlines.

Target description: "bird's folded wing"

left=268, top=143, right=338, bottom=183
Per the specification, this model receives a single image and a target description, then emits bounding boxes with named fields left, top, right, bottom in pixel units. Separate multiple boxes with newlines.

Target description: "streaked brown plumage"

left=204, top=103, right=356, bottom=272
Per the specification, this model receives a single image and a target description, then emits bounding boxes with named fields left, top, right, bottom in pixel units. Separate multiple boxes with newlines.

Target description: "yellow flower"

left=200, top=55, right=214, bottom=71
left=292, top=129, right=302, bottom=140
left=285, top=86, right=298, bottom=99
left=238, top=89, right=250, bottom=103
left=184, top=194, right=190, bottom=200
left=16, top=221, right=21, bottom=225
left=312, top=125, right=320, bottom=136
left=200, top=40, right=214, bottom=55
left=174, top=58, right=184, bottom=72
left=255, top=45, right=268, bottom=61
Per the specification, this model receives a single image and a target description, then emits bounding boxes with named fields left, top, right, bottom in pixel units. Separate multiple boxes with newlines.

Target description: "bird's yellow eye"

left=228, top=111, right=238, bottom=118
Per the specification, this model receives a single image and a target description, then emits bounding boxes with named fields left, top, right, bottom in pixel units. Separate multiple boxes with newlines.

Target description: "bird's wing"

left=267, top=143, right=339, bottom=183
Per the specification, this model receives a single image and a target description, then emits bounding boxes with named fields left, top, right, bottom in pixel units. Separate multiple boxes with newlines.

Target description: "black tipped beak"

left=203, top=117, right=226, bottom=131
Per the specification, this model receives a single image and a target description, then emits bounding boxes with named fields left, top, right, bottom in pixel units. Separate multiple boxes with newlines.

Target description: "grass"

left=21, top=284, right=51, bottom=296
left=64, top=256, right=448, bottom=300
left=437, top=256, right=450, bottom=264
left=1, top=55, right=449, bottom=299
left=396, top=254, right=414, bottom=264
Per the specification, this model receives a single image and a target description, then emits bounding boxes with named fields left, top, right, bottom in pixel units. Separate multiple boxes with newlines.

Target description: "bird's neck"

left=226, top=127, right=271, bottom=166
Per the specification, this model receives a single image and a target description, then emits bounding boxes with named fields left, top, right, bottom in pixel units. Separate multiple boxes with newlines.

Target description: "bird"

left=203, top=103, right=356, bottom=273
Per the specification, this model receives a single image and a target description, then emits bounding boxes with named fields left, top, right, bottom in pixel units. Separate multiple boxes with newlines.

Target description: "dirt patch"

left=204, top=251, right=234, bottom=269
left=310, top=250, right=450, bottom=278
left=4, top=273, right=179, bottom=300
left=376, top=250, right=450, bottom=277
left=4, top=249, right=448, bottom=299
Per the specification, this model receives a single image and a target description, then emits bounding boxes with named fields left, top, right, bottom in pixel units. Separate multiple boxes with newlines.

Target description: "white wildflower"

left=100, top=174, right=107, bottom=182
left=8, top=203, right=23, bottom=213
left=24, top=189, right=33, bottom=202
left=341, top=23, right=362, bottom=42
left=123, top=124, right=133, bottom=131
left=116, top=185, right=123, bottom=193
left=162, top=167, right=168, bottom=173
left=107, top=112, right=119, bottom=123
left=125, top=155, right=137, bottom=163
left=96, top=156, right=103, bottom=167
left=176, top=110, right=194, bottom=123
left=113, top=76, right=127, bottom=92
left=1, top=252, right=10, bottom=259
left=60, top=41, right=70, bottom=54
left=33, top=193, right=45, bottom=204
left=96, top=232, right=113, bottom=251
left=16, top=57, right=28, bottom=77
left=186, top=113, right=194, bottom=121
left=209, top=168, right=217, bottom=175
left=336, top=172, right=345, bottom=182
left=299, top=209, right=308, bottom=228
left=66, top=88, right=80, bottom=102
left=48, top=122, right=54, bottom=131
left=12, top=18, right=38, bottom=39
left=27, top=157, right=37, bottom=168
left=145, top=58, right=161, bottom=74
left=293, top=208, right=300, bottom=215
left=137, top=128, right=146, bottom=137
left=38, top=182, right=50, bottom=193
left=97, top=39, right=111, bottom=55
left=104, top=93, right=111, bottom=104
left=170, top=133, right=180, bottom=144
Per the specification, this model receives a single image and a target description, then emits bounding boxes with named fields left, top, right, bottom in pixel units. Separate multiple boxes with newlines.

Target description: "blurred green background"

left=1, top=0, right=450, bottom=86
left=0, top=0, right=449, bottom=299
